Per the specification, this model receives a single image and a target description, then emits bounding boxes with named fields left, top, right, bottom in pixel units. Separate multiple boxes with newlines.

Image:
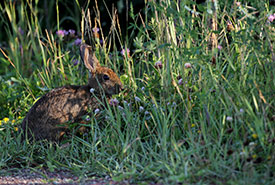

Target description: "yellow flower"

left=252, top=154, right=257, bottom=159
left=14, top=127, right=18, bottom=132
left=12, top=120, right=16, bottom=124
left=252, top=134, right=258, bottom=139
left=191, top=124, right=195, bottom=128
left=18, top=116, right=22, bottom=119
left=3, top=117, right=9, bottom=123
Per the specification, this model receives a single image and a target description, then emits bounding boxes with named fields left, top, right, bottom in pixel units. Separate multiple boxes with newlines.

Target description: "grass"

left=0, top=0, right=274, bottom=184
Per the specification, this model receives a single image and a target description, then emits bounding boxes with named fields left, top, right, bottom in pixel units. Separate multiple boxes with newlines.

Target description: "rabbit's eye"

left=103, top=74, right=110, bottom=81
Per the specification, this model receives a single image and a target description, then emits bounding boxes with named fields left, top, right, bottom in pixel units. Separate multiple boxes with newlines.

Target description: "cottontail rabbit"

left=21, top=43, right=123, bottom=141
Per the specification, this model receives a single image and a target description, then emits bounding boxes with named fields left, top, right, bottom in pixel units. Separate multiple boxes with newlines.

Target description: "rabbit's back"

left=21, top=85, right=96, bottom=140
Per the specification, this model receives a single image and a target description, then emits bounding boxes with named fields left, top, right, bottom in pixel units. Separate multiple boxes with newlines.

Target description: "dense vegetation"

left=0, top=0, right=274, bottom=184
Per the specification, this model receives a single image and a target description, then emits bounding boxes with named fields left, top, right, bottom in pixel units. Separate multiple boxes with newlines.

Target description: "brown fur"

left=21, top=44, right=122, bottom=141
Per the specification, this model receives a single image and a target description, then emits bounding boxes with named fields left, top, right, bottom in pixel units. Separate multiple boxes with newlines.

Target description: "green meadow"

left=0, top=0, right=274, bottom=184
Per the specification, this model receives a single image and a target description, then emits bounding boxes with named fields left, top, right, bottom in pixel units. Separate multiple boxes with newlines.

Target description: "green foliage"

left=0, top=0, right=274, bottom=184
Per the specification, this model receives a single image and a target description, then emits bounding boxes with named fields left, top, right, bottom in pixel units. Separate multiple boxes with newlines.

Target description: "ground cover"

left=0, top=0, right=274, bottom=184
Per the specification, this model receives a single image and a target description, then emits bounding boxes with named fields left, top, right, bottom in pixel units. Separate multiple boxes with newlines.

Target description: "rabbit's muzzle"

left=100, top=82, right=123, bottom=97
left=116, top=83, right=124, bottom=93
left=109, top=83, right=123, bottom=95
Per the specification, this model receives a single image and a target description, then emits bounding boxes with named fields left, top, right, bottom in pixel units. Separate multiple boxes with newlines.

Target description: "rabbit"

left=21, top=43, right=123, bottom=141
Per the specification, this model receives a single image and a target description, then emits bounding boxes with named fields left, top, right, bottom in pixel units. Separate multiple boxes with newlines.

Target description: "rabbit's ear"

left=80, top=43, right=100, bottom=73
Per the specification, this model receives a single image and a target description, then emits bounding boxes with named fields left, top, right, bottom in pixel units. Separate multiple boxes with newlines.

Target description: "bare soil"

left=0, top=169, right=129, bottom=185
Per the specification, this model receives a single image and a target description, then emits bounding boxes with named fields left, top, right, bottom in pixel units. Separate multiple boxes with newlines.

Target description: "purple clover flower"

left=154, top=61, right=163, bottom=69
left=178, top=78, right=183, bottom=85
left=64, top=30, right=68, bottom=35
left=74, top=38, right=82, bottom=45
left=118, top=106, right=124, bottom=111
left=184, top=63, right=192, bottom=69
left=226, top=116, right=233, bottom=121
left=68, top=29, right=76, bottom=36
left=90, top=88, right=95, bottom=93
left=109, top=98, right=119, bottom=106
left=94, top=108, right=100, bottom=114
left=217, top=45, right=223, bottom=50
left=73, top=59, right=79, bottom=66
left=93, top=28, right=100, bottom=33
left=134, top=96, right=141, bottom=102
left=18, top=27, right=24, bottom=35
left=268, top=13, right=275, bottom=23
left=240, top=108, right=244, bottom=113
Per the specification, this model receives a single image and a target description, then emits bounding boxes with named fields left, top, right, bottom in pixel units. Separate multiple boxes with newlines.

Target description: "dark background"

left=0, top=0, right=145, bottom=44
left=1, top=0, right=273, bottom=47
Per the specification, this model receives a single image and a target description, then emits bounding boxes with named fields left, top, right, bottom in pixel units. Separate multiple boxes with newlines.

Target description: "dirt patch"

left=0, top=169, right=129, bottom=185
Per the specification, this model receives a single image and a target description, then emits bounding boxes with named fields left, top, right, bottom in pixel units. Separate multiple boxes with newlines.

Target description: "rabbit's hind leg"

left=33, top=125, right=68, bottom=141
left=49, top=126, right=69, bottom=141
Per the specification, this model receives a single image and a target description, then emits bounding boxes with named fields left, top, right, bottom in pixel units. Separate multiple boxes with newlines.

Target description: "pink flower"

left=56, top=30, right=68, bottom=37
left=217, top=45, right=222, bottom=50
left=268, top=14, right=275, bottom=22
left=121, top=48, right=130, bottom=57
left=184, top=63, right=192, bottom=69
left=154, top=61, right=163, bottom=69
left=235, top=2, right=241, bottom=6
